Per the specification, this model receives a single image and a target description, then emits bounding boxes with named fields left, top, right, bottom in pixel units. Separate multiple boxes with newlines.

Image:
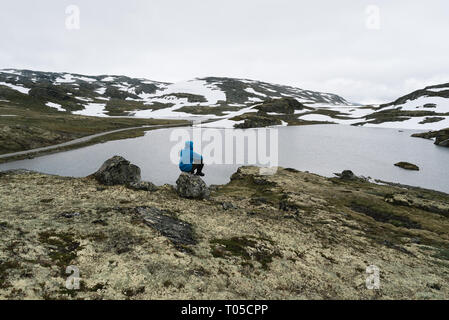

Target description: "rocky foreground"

left=1, top=164, right=449, bottom=300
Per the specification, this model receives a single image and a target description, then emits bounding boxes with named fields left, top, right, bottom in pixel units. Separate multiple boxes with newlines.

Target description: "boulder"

left=335, top=170, right=357, bottom=180
left=176, top=172, right=210, bottom=199
left=394, top=162, right=420, bottom=171
left=94, top=156, right=141, bottom=186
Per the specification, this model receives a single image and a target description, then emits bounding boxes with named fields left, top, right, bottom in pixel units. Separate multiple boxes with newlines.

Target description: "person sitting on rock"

left=179, top=141, right=205, bottom=176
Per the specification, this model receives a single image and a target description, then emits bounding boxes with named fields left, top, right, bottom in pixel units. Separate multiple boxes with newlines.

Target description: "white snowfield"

left=1, top=69, right=448, bottom=131
left=0, top=81, right=30, bottom=94
left=95, top=87, right=107, bottom=95
left=381, top=96, right=449, bottom=114
left=55, top=74, right=75, bottom=84
left=45, top=102, right=65, bottom=112
left=245, top=87, right=267, bottom=97
left=73, top=103, right=108, bottom=117
left=364, top=116, right=449, bottom=131
left=159, top=80, right=226, bottom=104
left=131, top=80, right=227, bottom=119
left=197, top=106, right=258, bottom=129
left=101, top=76, right=115, bottom=82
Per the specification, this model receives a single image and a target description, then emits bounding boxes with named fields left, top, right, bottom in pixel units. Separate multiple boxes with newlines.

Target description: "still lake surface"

left=1, top=125, right=449, bottom=193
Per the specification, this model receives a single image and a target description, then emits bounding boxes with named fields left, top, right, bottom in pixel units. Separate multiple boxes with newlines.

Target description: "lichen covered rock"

left=176, top=172, right=210, bottom=199
left=93, top=156, right=141, bottom=186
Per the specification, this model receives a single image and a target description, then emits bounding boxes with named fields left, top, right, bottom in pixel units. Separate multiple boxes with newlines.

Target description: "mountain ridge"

left=1, top=68, right=449, bottom=132
left=0, top=68, right=350, bottom=118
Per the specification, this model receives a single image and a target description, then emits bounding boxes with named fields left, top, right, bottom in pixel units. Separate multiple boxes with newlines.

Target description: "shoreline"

left=0, top=122, right=191, bottom=164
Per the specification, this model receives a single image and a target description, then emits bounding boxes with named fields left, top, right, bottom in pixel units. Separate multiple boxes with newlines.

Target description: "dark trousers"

left=190, top=159, right=204, bottom=174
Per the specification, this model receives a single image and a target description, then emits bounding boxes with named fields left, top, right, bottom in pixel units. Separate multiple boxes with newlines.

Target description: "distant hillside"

left=1, top=68, right=449, bottom=131
left=381, top=83, right=449, bottom=108
left=0, top=69, right=349, bottom=118
left=352, top=83, right=449, bottom=130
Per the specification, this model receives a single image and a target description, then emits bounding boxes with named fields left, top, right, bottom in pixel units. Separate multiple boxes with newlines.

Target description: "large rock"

left=335, top=170, right=357, bottom=180
left=94, top=156, right=141, bottom=186
left=394, top=162, right=420, bottom=171
left=176, top=172, right=210, bottom=199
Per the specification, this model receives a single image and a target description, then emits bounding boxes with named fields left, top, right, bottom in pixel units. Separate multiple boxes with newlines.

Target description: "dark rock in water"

left=394, top=162, right=420, bottom=171
left=127, top=181, right=158, bottom=192
left=94, top=156, right=141, bottom=186
left=176, top=172, right=210, bottom=199
left=136, top=206, right=196, bottom=248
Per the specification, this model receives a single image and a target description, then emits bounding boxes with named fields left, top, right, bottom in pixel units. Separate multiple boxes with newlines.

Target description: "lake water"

left=1, top=125, right=449, bottom=193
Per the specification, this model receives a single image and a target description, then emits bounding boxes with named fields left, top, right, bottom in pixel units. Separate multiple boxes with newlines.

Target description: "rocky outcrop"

left=333, top=170, right=371, bottom=182
left=335, top=170, right=357, bottom=180
left=394, top=162, right=420, bottom=171
left=176, top=172, right=210, bottom=199
left=233, top=114, right=282, bottom=129
left=254, top=97, right=306, bottom=114
left=412, top=128, right=449, bottom=147
left=385, top=194, right=449, bottom=217
left=94, top=156, right=141, bottom=186
left=136, top=206, right=196, bottom=248
left=436, top=129, right=449, bottom=147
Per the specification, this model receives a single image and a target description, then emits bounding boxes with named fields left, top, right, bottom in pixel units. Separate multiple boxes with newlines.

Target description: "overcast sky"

left=1, top=0, right=448, bottom=103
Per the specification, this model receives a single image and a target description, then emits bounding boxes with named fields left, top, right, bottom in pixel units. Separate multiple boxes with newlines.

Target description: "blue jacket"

left=179, top=141, right=203, bottom=172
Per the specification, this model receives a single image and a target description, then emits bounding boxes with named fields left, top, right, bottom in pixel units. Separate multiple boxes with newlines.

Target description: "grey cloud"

left=1, top=0, right=448, bottom=103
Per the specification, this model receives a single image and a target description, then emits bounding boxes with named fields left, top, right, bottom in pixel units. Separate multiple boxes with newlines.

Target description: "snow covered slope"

left=0, top=68, right=351, bottom=120
left=356, top=83, right=449, bottom=130
left=1, top=68, right=448, bottom=131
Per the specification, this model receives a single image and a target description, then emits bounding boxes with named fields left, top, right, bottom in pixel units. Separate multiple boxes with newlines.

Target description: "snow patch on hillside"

left=0, top=82, right=30, bottom=94
left=46, top=102, right=65, bottom=112
left=56, top=74, right=75, bottom=84
left=384, top=96, right=449, bottom=113
left=73, top=103, right=108, bottom=117
left=159, top=80, right=226, bottom=105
